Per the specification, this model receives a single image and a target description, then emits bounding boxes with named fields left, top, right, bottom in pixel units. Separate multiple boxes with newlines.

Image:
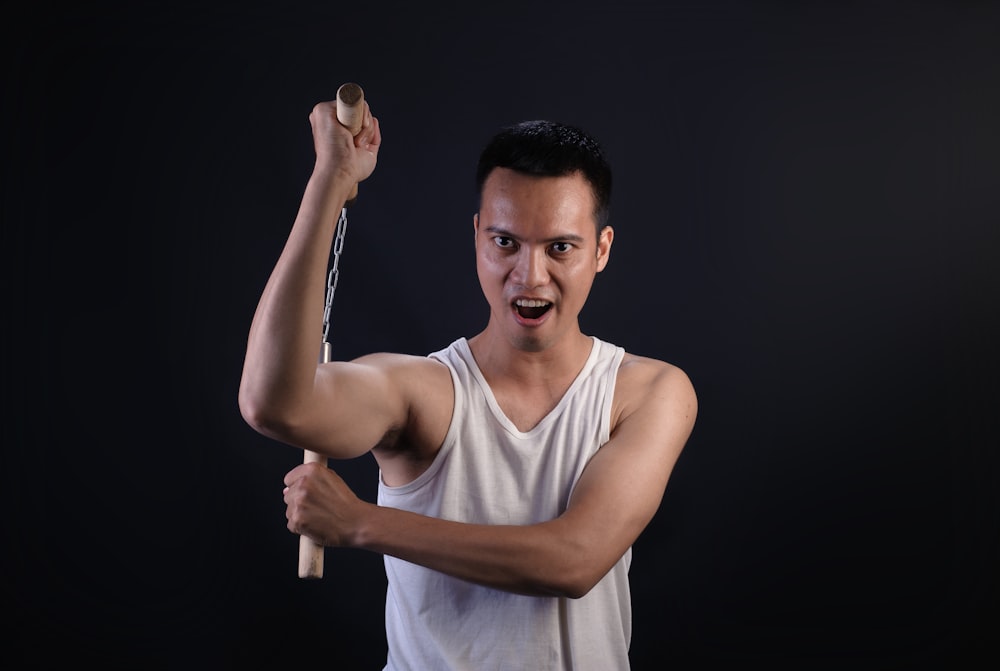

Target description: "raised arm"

left=238, top=99, right=396, bottom=458
left=284, top=356, right=697, bottom=597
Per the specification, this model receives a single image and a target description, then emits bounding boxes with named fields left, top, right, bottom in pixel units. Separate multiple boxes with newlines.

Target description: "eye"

left=551, top=241, right=573, bottom=254
left=493, top=236, right=515, bottom=249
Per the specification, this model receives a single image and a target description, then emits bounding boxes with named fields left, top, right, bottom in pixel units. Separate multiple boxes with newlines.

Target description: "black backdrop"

left=5, top=2, right=999, bottom=669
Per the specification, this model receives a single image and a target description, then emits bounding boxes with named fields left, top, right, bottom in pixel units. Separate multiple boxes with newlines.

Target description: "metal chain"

left=321, top=207, right=348, bottom=346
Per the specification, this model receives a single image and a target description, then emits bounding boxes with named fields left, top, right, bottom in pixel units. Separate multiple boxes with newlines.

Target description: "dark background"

left=4, top=1, right=999, bottom=669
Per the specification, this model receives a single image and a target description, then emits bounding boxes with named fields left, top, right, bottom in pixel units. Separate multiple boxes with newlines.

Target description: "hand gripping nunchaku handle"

left=298, top=82, right=365, bottom=580
left=336, top=82, right=365, bottom=202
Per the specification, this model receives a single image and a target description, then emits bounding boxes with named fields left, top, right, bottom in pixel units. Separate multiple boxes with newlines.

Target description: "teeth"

left=515, top=299, right=551, bottom=308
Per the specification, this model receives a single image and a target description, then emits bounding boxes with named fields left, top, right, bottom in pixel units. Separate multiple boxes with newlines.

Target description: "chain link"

left=321, top=207, right=348, bottom=346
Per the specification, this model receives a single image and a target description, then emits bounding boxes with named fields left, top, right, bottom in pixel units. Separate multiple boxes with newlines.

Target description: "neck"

left=467, top=326, right=593, bottom=387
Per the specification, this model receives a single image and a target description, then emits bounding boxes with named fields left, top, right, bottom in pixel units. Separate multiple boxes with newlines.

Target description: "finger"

left=283, top=465, right=307, bottom=487
left=355, top=107, right=376, bottom=147
left=310, top=100, right=336, bottom=127
left=356, top=117, right=380, bottom=154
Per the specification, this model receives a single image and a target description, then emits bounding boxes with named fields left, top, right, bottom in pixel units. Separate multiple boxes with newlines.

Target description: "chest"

left=492, top=387, right=565, bottom=433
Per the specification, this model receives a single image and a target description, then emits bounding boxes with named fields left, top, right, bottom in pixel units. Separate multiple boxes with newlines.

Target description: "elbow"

left=238, top=384, right=292, bottom=439
left=554, top=573, right=600, bottom=600
left=541, top=555, right=606, bottom=600
left=238, top=382, right=264, bottom=428
left=544, top=576, right=597, bottom=601
left=238, top=393, right=265, bottom=433
left=238, top=392, right=271, bottom=436
left=526, top=525, right=618, bottom=599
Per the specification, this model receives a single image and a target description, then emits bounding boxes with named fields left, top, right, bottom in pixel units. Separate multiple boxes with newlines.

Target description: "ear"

left=596, top=225, right=614, bottom=272
left=473, top=213, right=480, bottom=248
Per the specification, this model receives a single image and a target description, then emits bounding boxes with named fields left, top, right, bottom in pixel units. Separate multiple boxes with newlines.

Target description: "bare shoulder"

left=612, top=353, right=697, bottom=432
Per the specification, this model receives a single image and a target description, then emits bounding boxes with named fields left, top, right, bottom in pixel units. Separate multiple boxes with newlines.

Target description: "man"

left=239, top=96, right=697, bottom=670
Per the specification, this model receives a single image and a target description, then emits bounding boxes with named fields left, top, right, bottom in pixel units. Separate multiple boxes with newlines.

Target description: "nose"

left=511, top=246, right=549, bottom=288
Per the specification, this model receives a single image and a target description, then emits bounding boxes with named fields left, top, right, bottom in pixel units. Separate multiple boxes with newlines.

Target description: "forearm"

left=352, top=503, right=607, bottom=599
left=239, top=167, right=355, bottom=424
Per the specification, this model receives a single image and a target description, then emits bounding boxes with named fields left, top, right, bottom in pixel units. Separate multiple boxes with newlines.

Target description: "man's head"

left=472, top=120, right=615, bottom=353
left=476, top=120, right=612, bottom=233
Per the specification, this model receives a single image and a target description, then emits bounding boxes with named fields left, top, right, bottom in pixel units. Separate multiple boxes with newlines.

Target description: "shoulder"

left=615, top=352, right=695, bottom=397
left=612, top=353, right=697, bottom=432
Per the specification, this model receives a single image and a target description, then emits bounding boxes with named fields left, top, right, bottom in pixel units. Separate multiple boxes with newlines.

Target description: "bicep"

left=561, top=365, right=697, bottom=566
left=287, top=354, right=414, bottom=459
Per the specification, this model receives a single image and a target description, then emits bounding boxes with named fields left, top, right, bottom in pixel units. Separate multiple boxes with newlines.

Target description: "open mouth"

left=514, top=298, right=552, bottom=320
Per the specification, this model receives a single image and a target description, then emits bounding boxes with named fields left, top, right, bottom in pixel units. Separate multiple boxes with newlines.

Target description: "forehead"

left=479, top=168, right=597, bottom=236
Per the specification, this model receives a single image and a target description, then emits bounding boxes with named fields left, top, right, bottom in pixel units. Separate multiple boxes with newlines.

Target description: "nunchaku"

left=298, top=82, right=365, bottom=579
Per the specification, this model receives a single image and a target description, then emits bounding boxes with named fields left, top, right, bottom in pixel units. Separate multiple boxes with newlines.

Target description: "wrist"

left=309, top=162, right=356, bottom=200
left=349, top=500, right=382, bottom=551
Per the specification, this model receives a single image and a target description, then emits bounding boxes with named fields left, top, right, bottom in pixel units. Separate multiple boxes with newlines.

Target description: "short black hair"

left=475, top=120, right=612, bottom=230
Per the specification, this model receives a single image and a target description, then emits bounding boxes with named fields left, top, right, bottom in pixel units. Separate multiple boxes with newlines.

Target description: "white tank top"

left=378, top=336, right=631, bottom=670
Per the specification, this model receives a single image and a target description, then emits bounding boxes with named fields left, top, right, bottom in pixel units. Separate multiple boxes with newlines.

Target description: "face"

left=474, top=168, right=613, bottom=352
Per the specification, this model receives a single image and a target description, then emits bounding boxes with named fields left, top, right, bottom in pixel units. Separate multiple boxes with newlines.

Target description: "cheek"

left=476, top=255, right=505, bottom=295
left=561, top=261, right=596, bottom=295
left=477, top=250, right=508, bottom=276
left=563, top=258, right=591, bottom=279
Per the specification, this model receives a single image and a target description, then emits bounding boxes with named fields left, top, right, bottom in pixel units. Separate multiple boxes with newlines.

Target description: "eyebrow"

left=483, top=225, right=586, bottom=244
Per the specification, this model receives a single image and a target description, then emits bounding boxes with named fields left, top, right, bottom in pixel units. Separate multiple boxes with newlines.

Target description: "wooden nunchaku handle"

left=297, top=82, right=365, bottom=580
left=336, top=81, right=365, bottom=203
left=298, top=448, right=327, bottom=579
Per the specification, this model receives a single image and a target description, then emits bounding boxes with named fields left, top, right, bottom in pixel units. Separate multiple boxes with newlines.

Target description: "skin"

left=239, top=100, right=698, bottom=599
